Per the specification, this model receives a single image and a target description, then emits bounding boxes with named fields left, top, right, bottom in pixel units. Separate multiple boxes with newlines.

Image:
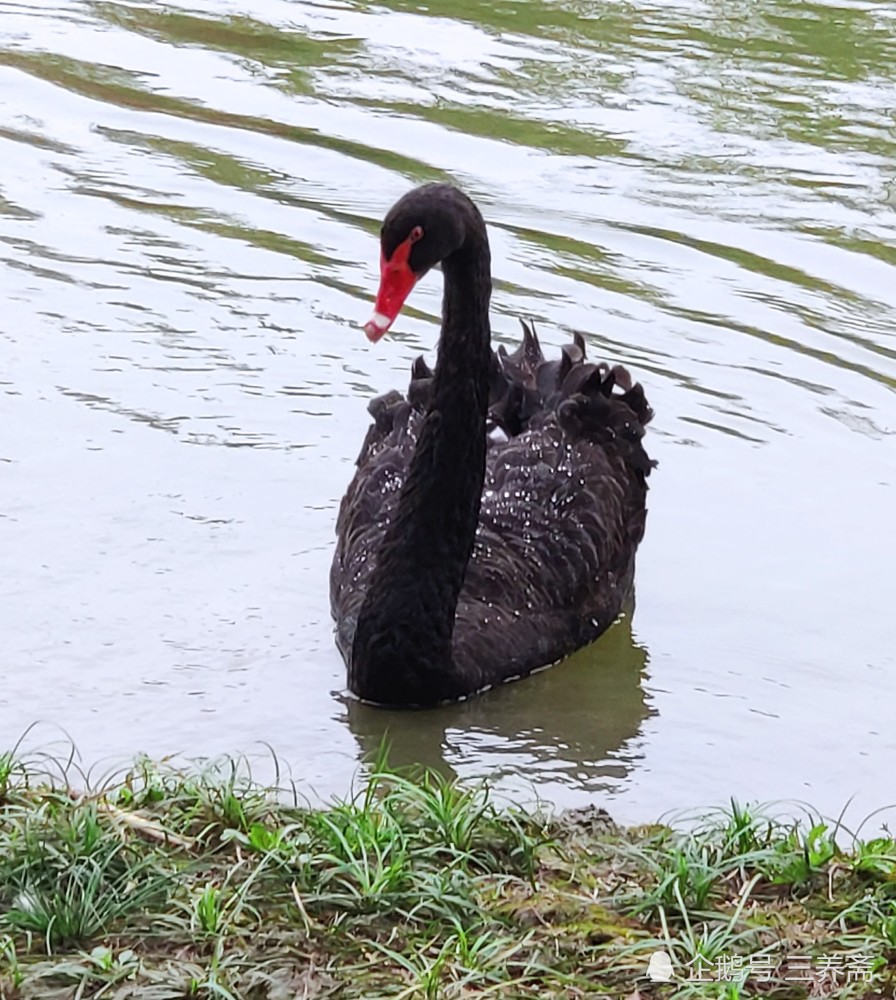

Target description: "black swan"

left=330, top=184, right=653, bottom=707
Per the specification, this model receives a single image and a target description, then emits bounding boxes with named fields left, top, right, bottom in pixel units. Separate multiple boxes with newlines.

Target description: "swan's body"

left=330, top=184, right=653, bottom=707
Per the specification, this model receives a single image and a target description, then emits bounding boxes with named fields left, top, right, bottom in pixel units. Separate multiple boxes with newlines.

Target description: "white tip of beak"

left=363, top=311, right=392, bottom=342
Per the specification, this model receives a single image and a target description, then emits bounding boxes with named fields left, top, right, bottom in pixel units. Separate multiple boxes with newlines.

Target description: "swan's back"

left=330, top=322, right=653, bottom=695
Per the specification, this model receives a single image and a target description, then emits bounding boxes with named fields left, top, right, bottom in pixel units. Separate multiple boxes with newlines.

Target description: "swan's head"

left=364, top=184, right=476, bottom=342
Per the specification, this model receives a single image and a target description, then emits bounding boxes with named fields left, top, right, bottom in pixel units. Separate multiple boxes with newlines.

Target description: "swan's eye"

left=409, top=225, right=424, bottom=243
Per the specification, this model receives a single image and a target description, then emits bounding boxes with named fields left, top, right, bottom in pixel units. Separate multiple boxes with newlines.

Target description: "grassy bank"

left=0, top=747, right=894, bottom=999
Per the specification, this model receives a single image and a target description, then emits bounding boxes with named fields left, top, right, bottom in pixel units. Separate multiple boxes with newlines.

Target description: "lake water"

left=1, top=0, right=894, bottom=824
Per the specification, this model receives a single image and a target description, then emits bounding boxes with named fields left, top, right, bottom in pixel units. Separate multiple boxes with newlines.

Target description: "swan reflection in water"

left=341, top=609, right=654, bottom=804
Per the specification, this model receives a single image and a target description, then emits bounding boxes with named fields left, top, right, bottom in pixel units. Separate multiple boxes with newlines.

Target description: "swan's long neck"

left=350, top=229, right=492, bottom=705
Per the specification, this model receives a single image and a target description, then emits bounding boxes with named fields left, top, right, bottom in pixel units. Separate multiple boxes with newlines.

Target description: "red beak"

left=363, top=236, right=419, bottom=342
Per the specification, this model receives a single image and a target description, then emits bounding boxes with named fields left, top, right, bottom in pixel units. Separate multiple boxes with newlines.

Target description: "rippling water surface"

left=2, top=0, right=895, bottom=821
